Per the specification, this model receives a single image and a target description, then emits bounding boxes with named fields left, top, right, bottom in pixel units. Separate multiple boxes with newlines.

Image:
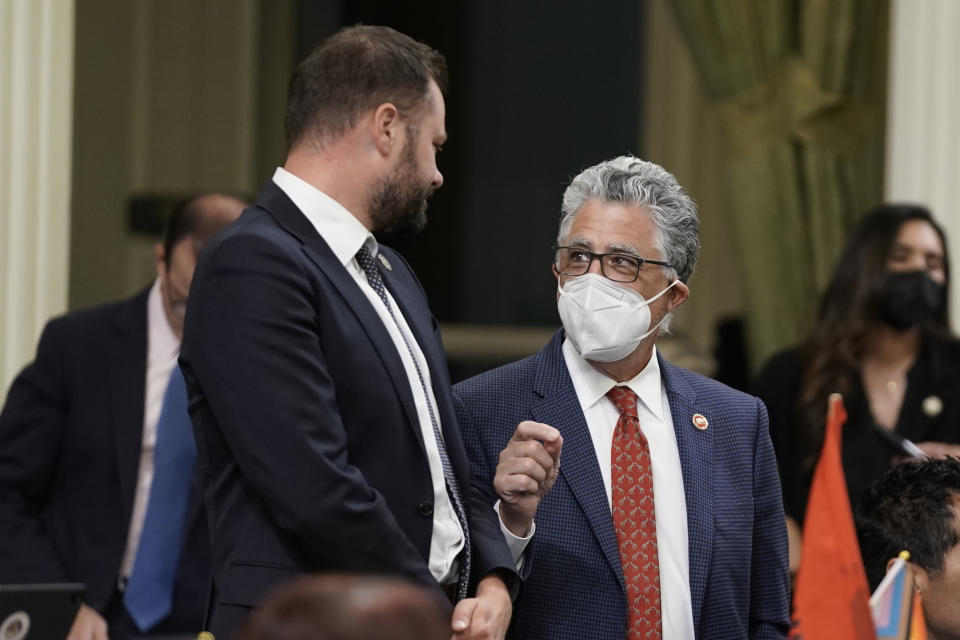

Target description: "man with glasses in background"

left=453, top=156, right=790, bottom=638
left=0, top=194, right=245, bottom=639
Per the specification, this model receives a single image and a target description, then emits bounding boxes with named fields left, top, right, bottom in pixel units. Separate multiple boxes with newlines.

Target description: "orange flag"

left=791, top=393, right=876, bottom=639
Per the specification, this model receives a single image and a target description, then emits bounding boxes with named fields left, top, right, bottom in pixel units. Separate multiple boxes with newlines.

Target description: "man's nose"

left=587, top=256, right=605, bottom=277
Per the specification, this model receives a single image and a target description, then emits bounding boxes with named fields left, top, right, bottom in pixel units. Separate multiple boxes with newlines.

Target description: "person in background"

left=455, top=156, right=790, bottom=638
left=857, top=457, right=960, bottom=640
left=237, top=574, right=451, bottom=640
left=755, top=204, right=960, bottom=575
left=0, top=193, right=245, bottom=639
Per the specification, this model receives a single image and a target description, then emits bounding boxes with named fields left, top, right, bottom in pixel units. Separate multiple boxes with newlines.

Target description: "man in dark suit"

left=0, top=193, right=244, bottom=639
left=454, top=156, right=791, bottom=639
left=179, top=26, right=515, bottom=640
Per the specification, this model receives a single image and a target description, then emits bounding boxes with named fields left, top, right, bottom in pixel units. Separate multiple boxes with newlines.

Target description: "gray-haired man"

left=454, top=156, right=790, bottom=639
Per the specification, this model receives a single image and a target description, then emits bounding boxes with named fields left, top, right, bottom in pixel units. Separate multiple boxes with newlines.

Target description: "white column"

left=0, top=0, right=75, bottom=394
left=885, top=0, right=960, bottom=327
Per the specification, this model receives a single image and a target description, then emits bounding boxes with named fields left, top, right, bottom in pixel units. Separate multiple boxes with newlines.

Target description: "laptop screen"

left=0, top=584, right=85, bottom=640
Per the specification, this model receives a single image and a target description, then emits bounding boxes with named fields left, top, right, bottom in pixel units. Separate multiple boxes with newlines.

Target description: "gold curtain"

left=665, top=0, right=889, bottom=368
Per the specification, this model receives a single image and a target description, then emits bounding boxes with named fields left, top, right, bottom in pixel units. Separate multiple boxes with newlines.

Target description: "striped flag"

left=869, top=552, right=927, bottom=640
left=870, top=552, right=914, bottom=639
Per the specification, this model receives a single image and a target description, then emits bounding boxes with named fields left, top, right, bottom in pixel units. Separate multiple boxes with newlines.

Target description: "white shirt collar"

left=147, top=278, right=180, bottom=359
left=562, top=337, right=666, bottom=421
left=272, top=167, right=378, bottom=264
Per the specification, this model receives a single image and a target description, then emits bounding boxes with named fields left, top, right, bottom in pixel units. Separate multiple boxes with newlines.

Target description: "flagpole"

left=869, top=551, right=911, bottom=609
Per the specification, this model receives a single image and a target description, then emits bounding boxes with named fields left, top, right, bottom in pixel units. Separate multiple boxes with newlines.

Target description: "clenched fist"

left=494, top=421, right=562, bottom=537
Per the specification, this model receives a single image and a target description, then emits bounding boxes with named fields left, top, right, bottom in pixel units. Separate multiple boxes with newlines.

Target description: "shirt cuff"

left=493, top=499, right=534, bottom=570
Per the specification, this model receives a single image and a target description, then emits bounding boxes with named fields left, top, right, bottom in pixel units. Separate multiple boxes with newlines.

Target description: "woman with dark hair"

left=754, top=203, right=960, bottom=572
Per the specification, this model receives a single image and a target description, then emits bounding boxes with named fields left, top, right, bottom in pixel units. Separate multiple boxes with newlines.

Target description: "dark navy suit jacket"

left=453, top=331, right=790, bottom=639
left=0, top=288, right=210, bottom=635
left=180, top=181, right=516, bottom=638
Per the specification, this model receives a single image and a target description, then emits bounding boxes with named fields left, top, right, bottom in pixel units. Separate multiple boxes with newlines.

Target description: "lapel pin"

left=923, top=395, right=943, bottom=417
left=692, top=414, right=708, bottom=430
left=378, top=254, right=392, bottom=271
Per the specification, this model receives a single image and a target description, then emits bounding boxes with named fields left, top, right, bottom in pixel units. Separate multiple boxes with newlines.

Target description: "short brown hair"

left=284, top=25, right=448, bottom=150
left=236, top=574, right=450, bottom=640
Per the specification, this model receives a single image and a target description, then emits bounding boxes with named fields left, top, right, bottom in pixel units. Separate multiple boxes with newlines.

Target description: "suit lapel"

left=659, top=355, right=713, bottom=631
left=304, top=241, right=428, bottom=452
left=533, top=332, right=626, bottom=594
left=380, top=259, right=472, bottom=486
left=256, top=182, right=427, bottom=453
left=109, top=290, right=150, bottom=529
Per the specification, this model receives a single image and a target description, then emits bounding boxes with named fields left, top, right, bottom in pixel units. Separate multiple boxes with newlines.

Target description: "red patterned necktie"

left=607, top=386, right=661, bottom=639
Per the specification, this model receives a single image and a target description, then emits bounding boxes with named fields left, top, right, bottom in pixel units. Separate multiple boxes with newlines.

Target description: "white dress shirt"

left=562, top=338, right=695, bottom=639
left=272, top=167, right=464, bottom=584
left=120, top=279, right=181, bottom=579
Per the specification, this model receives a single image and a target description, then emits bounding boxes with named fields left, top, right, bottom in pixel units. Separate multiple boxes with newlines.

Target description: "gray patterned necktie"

left=355, top=244, right=472, bottom=600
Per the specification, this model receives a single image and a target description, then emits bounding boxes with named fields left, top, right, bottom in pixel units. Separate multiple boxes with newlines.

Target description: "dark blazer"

left=0, top=288, right=210, bottom=635
left=755, top=338, right=960, bottom=524
left=180, top=180, right=515, bottom=638
left=453, top=330, right=791, bottom=639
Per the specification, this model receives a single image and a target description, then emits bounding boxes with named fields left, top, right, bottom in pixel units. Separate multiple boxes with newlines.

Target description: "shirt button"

left=418, top=501, right=434, bottom=517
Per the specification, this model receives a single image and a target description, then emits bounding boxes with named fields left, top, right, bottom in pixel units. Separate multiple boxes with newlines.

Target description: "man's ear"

left=667, top=279, right=690, bottom=311
left=910, top=561, right=931, bottom=593
left=371, top=102, right=401, bottom=156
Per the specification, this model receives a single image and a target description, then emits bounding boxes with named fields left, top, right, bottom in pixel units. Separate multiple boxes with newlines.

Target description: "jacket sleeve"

left=0, top=319, right=71, bottom=582
left=453, top=387, right=533, bottom=584
left=749, top=398, right=791, bottom=639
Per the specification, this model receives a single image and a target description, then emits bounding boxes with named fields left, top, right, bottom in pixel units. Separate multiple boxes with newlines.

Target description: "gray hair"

left=557, top=155, right=700, bottom=283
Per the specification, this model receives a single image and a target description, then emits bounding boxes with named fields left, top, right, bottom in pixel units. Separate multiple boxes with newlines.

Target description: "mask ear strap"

left=637, top=280, right=679, bottom=341
left=639, top=308, right=670, bottom=341
left=646, top=279, right=679, bottom=304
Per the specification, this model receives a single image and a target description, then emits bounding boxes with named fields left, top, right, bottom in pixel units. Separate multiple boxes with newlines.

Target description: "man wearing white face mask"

left=453, top=156, right=790, bottom=639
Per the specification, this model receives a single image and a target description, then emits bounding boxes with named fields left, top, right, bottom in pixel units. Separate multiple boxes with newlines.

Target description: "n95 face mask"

left=557, top=273, right=678, bottom=362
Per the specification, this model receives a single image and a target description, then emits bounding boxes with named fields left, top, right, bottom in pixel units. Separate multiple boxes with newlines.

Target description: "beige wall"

left=70, top=0, right=137, bottom=308
left=70, top=0, right=292, bottom=309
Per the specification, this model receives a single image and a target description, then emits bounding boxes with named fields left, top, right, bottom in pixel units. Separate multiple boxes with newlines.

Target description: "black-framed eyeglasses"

left=553, top=246, right=672, bottom=283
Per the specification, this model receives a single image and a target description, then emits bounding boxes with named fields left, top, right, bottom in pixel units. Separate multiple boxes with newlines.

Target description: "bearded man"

left=180, top=25, right=515, bottom=640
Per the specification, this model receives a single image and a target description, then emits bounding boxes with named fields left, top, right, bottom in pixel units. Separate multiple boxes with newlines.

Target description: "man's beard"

left=368, top=136, right=434, bottom=238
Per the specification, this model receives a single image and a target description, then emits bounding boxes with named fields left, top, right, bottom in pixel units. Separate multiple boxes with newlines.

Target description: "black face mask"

left=877, top=270, right=945, bottom=330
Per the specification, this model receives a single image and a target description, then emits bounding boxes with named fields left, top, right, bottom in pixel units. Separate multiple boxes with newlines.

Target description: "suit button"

left=418, top=501, right=434, bottom=517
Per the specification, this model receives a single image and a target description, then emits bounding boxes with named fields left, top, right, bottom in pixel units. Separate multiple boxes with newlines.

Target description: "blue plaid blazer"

left=453, top=330, right=790, bottom=639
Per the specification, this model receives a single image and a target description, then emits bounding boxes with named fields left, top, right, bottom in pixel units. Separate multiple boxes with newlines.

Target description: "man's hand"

left=450, top=573, right=512, bottom=639
left=494, top=421, right=562, bottom=537
left=66, top=604, right=108, bottom=640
